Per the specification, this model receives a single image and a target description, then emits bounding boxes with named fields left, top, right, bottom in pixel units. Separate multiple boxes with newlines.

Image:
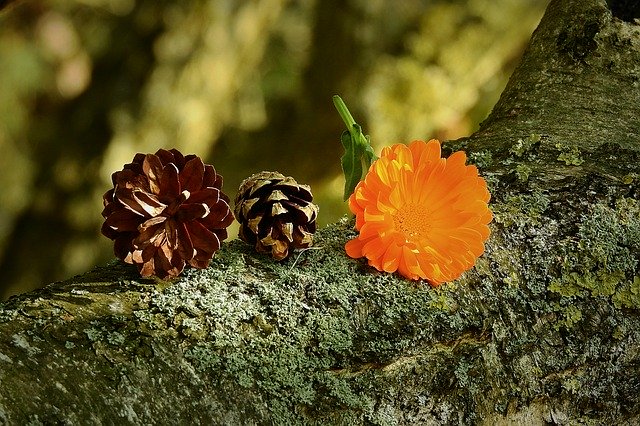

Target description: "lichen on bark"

left=0, top=201, right=639, bottom=424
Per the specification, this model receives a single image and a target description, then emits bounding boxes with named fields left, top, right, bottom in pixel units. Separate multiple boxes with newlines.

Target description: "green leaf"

left=362, top=134, right=376, bottom=165
left=340, top=129, right=363, bottom=201
left=333, top=95, right=378, bottom=201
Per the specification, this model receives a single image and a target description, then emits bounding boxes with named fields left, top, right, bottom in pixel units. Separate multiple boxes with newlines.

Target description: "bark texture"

left=1, top=0, right=640, bottom=424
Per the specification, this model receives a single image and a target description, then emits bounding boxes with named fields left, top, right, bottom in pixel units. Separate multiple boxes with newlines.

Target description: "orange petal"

left=361, top=235, right=389, bottom=261
left=397, top=247, right=423, bottom=280
left=360, top=219, right=391, bottom=240
left=381, top=243, right=401, bottom=273
left=345, top=237, right=366, bottom=259
left=394, top=144, right=413, bottom=170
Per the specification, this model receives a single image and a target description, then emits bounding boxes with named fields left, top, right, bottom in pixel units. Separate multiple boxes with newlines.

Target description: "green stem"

left=332, top=95, right=370, bottom=150
left=333, top=95, right=377, bottom=200
left=332, top=95, right=356, bottom=129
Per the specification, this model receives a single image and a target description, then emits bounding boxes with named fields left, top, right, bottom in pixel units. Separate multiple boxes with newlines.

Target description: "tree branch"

left=1, top=0, right=639, bottom=423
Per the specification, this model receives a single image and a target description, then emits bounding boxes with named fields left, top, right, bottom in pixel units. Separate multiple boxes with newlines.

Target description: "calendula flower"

left=345, top=139, right=492, bottom=285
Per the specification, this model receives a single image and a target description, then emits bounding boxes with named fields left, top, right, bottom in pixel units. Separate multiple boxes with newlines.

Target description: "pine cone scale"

left=271, top=202, right=288, bottom=216
left=133, top=222, right=163, bottom=248
left=115, top=187, right=166, bottom=217
left=296, top=229, right=313, bottom=245
left=260, top=235, right=288, bottom=260
left=185, top=220, right=220, bottom=255
left=135, top=191, right=166, bottom=216
left=164, top=219, right=177, bottom=248
left=154, top=149, right=176, bottom=166
left=201, top=204, right=233, bottom=229
left=203, top=165, right=219, bottom=188
left=114, top=236, right=132, bottom=260
left=176, top=222, right=194, bottom=259
left=247, top=217, right=261, bottom=233
left=138, top=216, right=167, bottom=233
left=139, top=259, right=154, bottom=277
left=102, top=209, right=141, bottom=234
left=158, top=163, right=181, bottom=200
left=188, top=187, right=219, bottom=205
left=293, top=203, right=316, bottom=221
left=112, top=170, right=135, bottom=185
left=177, top=203, right=210, bottom=221
left=266, top=190, right=287, bottom=202
left=180, top=157, right=205, bottom=192
left=281, top=222, right=294, bottom=242
left=142, top=154, right=164, bottom=194
left=154, top=247, right=178, bottom=276
left=240, top=197, right=259, bottom=218
left=160, top=191, right=185, bottom=217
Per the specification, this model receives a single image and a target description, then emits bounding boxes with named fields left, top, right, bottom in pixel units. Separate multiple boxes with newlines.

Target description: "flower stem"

left=333, top=95, right=378, bottom=200
left=332, top=95, right=356, bottom=129
left=332, top=95, right=375, bottom=159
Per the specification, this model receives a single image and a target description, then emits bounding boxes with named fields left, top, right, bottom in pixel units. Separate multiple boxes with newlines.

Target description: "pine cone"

left=101, top=149, right=234, bottom=278
left=234, top=171, right=319, bottom=260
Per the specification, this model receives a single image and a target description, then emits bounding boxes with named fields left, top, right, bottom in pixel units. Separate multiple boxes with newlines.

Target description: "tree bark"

left=1, top=0, right=639, bottom=424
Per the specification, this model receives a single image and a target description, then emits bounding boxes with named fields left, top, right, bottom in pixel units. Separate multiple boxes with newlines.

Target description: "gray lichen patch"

left=116, top=218, right=500, bottom=423
left=0, top=352, right=12, bottom=364
left=11, top=332, right=42, bottom=356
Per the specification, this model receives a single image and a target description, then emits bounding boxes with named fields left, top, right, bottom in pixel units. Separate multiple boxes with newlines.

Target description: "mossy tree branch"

left=1, top=0, right=640, bottom=423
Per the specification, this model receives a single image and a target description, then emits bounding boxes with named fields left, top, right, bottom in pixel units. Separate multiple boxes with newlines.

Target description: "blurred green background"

left=0, top=0, right=548, bottom=299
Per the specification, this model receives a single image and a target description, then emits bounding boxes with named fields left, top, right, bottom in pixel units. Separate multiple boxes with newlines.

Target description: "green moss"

left=514, top=164, right=532, bottom=182
left=551, top=303, right=583, bottom=330
left=562, top=378, right=581, bottom=395
left=492, top=188, right=550, bottom=228
left=106, top=331, right=125, bottom=346
left=548, top=276, right=581, bottom=298
left=548, top=198, right=640, bottom=308
left=0, top=306, right=17, bottom=323
left=612, top=276, right=640, bottom=309
left=469, top=150, right=493, bottom=168
left=555, top=141, right=584, bottom=165
left=622, top=173, right=637, bottom=185
left=509, top=133, right=541, bottom=157
left=83, top=325, right=103, bottom=342
left=549, top=270, right=624, bottom=298
left=427, top=292, right=455, bottom=311
left=11, top=332, right=41, bottom=356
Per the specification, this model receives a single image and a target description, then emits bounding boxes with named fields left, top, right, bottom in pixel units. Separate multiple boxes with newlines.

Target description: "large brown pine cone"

left=101, top=149, right=233, bottom=278
left=234, top=171, right=319, bottom=261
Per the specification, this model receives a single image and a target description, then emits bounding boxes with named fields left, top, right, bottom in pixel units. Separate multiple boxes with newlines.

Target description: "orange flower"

left=345, top=139, right=492, bottom=285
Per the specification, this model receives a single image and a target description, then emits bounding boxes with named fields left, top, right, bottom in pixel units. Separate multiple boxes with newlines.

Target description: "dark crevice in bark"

left=606, top=0, right=640, bottom=22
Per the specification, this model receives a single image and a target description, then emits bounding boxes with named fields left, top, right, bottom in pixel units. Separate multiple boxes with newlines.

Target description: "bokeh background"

left=0, top=0, right=548, bottom=299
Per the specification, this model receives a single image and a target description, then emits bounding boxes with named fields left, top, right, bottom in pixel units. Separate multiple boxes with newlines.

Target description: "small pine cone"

left=234, top=171, right=319, bottom=260
left=101, top=148, right=234, bottom=278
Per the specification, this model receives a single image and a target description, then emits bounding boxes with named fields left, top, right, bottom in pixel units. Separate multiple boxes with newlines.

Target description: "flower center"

left=393, top=204, right=431, bottom=238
